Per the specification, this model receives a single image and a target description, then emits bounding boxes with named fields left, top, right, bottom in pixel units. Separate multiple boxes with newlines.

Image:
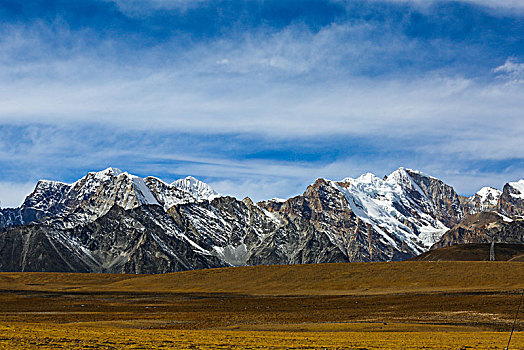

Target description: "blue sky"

left=0, top=0, right=523, bottom=206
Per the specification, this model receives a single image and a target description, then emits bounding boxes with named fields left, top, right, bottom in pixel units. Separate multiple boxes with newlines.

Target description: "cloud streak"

left=376, top=0, right=524, bottom=12
left=0, top=0, right=523, bottom=204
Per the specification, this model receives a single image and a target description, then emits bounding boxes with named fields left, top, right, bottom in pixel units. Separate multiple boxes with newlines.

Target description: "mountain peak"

left=183, top=175, right=199, bottom=182
left=340, top=172, right=381, bottom=184
left=384, top=167, right=414, bottom=186
left=171, top=176, right=218, bottom=202
left=386, top=167, right=435, bottom=182
left=463, top=186, right=501, bottom=215
left=356, top=172, right=380, bottom=183
left=98, top=167, right=123, bottom=176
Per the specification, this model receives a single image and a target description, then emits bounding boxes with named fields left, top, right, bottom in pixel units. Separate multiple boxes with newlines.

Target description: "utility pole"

left=490, top=239, right=495, bottom=261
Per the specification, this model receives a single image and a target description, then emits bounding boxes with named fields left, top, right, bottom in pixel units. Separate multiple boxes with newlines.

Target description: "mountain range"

left=1, top=167, right=523, bottom=273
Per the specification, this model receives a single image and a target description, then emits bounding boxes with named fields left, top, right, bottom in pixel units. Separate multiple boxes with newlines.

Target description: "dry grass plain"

left=0, top=261, right=523, bottom=349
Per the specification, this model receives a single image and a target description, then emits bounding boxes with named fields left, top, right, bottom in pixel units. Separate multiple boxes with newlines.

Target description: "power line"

left=506, top=289, right=524, bottom=350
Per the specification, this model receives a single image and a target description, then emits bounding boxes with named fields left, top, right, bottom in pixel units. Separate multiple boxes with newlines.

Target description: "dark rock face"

left=167, top=196, right=279, bottom=265
left=0, top=208, right=24, bottom=228
left=430, top=180, right=524, bottom=250
left=0, top=205, right=226, bottom=273
left=403, top=169, right=464, bottom=227
left=251, top=180, right=362, bottom=265
left=0, top=224, right=89, bottom=273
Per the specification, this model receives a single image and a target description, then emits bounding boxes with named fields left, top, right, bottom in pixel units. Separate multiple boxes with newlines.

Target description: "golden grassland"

left=0, top=261, right=523, bottom=349
left=1, top=322, right=522, bottom=350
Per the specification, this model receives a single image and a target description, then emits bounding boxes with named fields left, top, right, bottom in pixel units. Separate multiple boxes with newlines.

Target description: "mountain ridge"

left=1, top=166, right=523, bottom=273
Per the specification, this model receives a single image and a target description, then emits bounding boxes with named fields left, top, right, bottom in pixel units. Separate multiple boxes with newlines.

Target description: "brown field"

left=1, top=261, right=524, bottom=349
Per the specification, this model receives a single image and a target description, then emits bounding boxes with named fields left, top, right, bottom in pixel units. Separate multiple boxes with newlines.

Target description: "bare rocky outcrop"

left=498, top=181, right=524, bottom=216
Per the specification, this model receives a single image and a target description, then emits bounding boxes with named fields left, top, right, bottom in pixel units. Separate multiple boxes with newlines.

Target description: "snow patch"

left=496, top=212, right=514, bottom=223
left=213, top=244, right=249, bottom=266
left=130, top=175, right=160, bottom=206
left=269, top=198, right=286, bottom=203
left=93, top=167, right=123, bottom=181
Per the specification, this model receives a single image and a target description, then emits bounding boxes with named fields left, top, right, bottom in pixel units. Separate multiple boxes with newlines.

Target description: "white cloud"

left=0, top=67, right=521, bottom=142
left=461, top=0, right=524, bottom=11
left=106, top=0, right=207, bottom=15
left=0, top=182, right=35, bottom=208
left=0, top=20, right=520, bottom=144
left=494, top=58, right=524, bottom=84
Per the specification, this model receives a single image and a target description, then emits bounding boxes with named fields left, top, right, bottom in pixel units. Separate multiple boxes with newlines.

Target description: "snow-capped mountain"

left=476, top=187, right=502, bottom=206
left=462, top=187, right=502, bottom=214
left=332, top=168, right=459, bottom=250
left=431, top=180, right=524, bottom=250
left=1, top=167, right=523, bottom=273
left=0, top=205, right=227, bottom=273
left=0, top=168, right=218, bottom=229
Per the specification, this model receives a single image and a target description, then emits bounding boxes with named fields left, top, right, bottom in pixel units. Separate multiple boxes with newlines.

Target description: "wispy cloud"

left=0, top=0, right=523, bottom=205
left=494, top=58, right=524, bottom=84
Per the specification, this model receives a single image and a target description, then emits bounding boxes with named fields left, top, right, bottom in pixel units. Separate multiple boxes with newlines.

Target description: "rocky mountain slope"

left=431, top=180, right=524, bottom=250
left=1, top=167, right=523, bottom=273
left=432, top=211, right=524, bottom=249
left=498, top=180, right=524, bottom=216
left=0, top=205, right=226, bottom=273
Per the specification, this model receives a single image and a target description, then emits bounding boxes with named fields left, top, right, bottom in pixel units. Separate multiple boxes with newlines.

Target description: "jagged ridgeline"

left=1, top=167, right=523, bottom=273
